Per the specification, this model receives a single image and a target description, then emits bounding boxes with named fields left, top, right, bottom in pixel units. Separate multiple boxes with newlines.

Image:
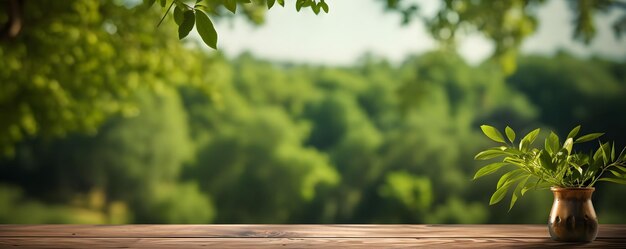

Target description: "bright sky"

left=212, top=0, right=626, bottom=65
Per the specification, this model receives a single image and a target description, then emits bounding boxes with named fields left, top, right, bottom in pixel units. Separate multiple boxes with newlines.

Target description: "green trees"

left=0, top=1, right=209, bottom=156
left=383, top=0, right=626, bottom=73
left=2, top=49, right=626, bottom=224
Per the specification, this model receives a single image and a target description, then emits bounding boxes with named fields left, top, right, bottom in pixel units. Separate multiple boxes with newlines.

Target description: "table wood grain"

left=1, top=224, right=625, bottom=248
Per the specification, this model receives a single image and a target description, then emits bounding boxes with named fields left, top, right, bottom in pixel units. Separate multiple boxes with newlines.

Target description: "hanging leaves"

left=195, top=10, right=218, bottom=49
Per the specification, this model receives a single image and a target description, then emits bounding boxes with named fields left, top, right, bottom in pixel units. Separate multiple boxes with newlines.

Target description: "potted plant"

left=473, top=125, right=626, bottom=242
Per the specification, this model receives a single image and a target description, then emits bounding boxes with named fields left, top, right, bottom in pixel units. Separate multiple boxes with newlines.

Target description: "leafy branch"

left=474, top=125, right=626, bottom=211
left=149, top=0, right=330, bottom=49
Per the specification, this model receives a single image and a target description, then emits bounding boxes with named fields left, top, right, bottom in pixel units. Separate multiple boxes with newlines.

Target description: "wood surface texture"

left=1, top=224, right=625, bottom=248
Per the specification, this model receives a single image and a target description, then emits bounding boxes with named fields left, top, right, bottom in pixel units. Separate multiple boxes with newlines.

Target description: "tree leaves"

left=267, top=0, right=276, bottom=9
left=296, top=0, right=304, bottom=12
left=480, top=125, right=505, bottom=143
left=195, top=10, right=218, bottom=49
left=173, top=6, right=184, bottom=25
left=320, top=0, right=329, bottom=13
left=154, top=0, right=329, bottom=50
left=224, top=0, right=237, bottom=13
left=178, top=10, right=195, bottom=39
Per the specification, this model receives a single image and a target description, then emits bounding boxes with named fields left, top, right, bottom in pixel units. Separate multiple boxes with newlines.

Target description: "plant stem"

left=157, top=1, right=176, bottom=28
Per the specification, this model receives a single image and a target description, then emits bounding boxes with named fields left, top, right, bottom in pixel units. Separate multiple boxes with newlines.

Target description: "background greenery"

left=1, top=1, right=625, bottom=224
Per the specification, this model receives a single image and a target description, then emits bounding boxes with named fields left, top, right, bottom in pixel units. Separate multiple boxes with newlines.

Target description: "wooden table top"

left=1, top=224, right=625, bottom=248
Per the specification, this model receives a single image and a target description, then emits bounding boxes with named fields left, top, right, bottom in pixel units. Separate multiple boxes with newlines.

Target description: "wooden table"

left=1, top=224, right=626, bottom=248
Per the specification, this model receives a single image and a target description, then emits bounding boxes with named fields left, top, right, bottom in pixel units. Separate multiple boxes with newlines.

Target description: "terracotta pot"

left=548, top=187, right=598, bottom=242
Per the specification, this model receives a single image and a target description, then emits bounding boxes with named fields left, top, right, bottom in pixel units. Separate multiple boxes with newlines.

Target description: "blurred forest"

left=1, top=1, right=626, bottom=224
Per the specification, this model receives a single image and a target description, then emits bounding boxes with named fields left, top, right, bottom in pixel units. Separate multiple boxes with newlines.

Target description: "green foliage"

left=0, top=1, right=213, bottom=157
left=382, top=0, right=626, bottom=74
left=151, top=0, right=330, bottom=48
left=0, top=184, right=114, bottom=223
left=475, top=125, right=626, bottom=210
left=195, top=10, right=218, bottom=49
left=379, top=172, right=433, bottom=212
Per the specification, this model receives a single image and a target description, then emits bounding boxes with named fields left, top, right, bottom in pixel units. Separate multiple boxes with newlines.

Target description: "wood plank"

left=1, top=224, right=626, bottom=238
left=1, top=237, right=626, bottom=249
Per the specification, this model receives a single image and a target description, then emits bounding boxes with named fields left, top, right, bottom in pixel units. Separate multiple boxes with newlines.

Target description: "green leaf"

left=545, top=132, right=559, bottom=156
left=497, top=169, right=524, bottom=189
left=610, top=170, right=622, bottom=178
left=615, top=165, right=626, bottom=172
left=480, top=125, right=506, bottom=143
left=267, top=0, right=276, bottom=9
left=590, top=151, right=603, bottom=172
left=224, top=0, right=237, bottom=13
left=611, top=143, right=616, bottom=161
left=598, top=178, right=626, bottom=184
left=523, top=128, right=541, bottom=144
left=173, top=6, right=184, bottom=25
left=521, top=178, right=540, bottom=196
left=312, top=2, right=321, bottom=14
left=575, top=133, right=604, bottom=143
left=296, top=0, right=304, bottom=11
left=490, top=181, right=512, bottom=205
left=160, top=0, right=167, bottom=7
left=562, top=137, right=573, bottom=155
left=473, top=162, right=508, bottom=180
left=195, top=10, right=218, bottom=49
left=474, top=147, right=509, bottom=160
left=505, top=126, right=515, bottom=143
left=277, top=0, right=285, bottom=7
left=320, top=0, right=329, bottom=13
left=599, top=142, right=610, bottom=165
left=509, top=175, right=530, bottom=211
left=519, top=128, right=540, bottom=151
left=146, top=0, right=157, bottom=7
left=567, top=125, right=581, bottom=139
left=490, top=175, right=524, bottom=206
left=539, top=150, right=555, bottom=171
left=570, top=162, right=583, bottom=180
left=178, top=10, right=195, bottom=39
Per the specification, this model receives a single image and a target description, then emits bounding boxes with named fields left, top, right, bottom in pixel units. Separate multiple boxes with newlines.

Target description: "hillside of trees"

left=1, top=49, right=625, bottom=224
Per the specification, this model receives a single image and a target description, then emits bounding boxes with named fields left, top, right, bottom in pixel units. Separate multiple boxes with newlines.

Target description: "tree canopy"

left=1, top=0, right=624, bottom=155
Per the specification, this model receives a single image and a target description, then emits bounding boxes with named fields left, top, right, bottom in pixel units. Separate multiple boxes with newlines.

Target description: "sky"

left=211, top=0, right=626, bottom=65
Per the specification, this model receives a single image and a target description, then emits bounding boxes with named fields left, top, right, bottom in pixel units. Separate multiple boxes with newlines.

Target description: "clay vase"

left=548, top=187, right=598, bottom=242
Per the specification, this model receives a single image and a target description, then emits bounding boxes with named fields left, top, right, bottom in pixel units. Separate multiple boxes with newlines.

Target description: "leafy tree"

left=0, top=90, right=213, bottom=223
left=182, top=62, right=339, bottom=222
left=0, top=1, right=211, bottom=156
left=382, top=0, right=626, bottom=74
left=508, top=53, right=626, bottom=145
